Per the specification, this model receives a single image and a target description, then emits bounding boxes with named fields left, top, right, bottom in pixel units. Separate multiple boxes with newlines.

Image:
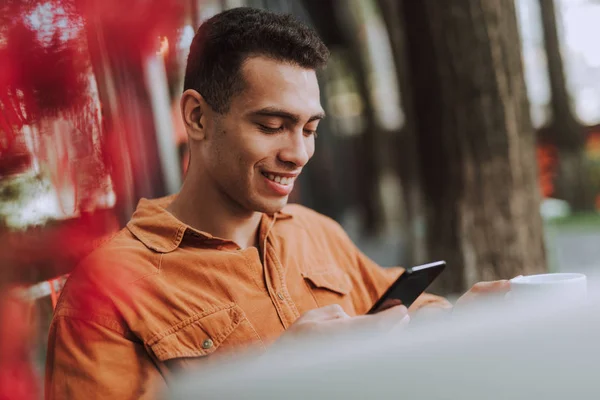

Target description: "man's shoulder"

left=77, top=227, right=161, bottom=279
left=56, top=227, right=160, bottom=315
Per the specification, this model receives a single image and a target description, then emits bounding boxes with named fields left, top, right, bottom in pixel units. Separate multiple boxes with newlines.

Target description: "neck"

left=167, top=168, right=263, bottom=249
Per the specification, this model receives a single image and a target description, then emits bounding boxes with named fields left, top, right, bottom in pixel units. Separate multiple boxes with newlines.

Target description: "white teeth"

left=263, top=172, right=294, bottom=185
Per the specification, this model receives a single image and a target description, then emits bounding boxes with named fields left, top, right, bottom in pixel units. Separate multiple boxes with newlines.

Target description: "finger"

left=374, top=304, right=408, bottom=318
left=470, top=280, right=510, bottom=294
left=368, top=305, right=409, bottom=331
left=304, top=304, right=349, bottom=321
left=409, top=298, right=453, bottom=314
left=373, top=298, right=403, bottom=313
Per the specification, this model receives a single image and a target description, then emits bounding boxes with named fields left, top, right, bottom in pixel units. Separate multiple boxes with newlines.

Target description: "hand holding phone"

left=368, top=261, right=446, bottom=314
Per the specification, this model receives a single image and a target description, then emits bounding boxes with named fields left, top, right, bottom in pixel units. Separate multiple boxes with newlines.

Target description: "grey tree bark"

left=333, top=1, right=385, bottom=234
left=378, top=0, right=428, bottom=266
left=401, top=0, right=547, bottom=294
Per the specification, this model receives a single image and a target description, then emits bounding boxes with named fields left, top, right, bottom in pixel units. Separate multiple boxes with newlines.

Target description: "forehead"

left=233, top=56, right=323, bottom=117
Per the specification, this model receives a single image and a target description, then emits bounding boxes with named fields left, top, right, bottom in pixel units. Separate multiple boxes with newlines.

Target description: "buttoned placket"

left=258, top=215, right=300, bottom=329
left=185, top=216, right=299, bottom=329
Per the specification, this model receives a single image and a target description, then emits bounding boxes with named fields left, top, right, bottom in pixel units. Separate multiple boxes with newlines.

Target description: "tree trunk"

left=538, top=0, right=595, bottom=211
left=378, top=0, right=427, bottom=266
left=334, top=2, right=385, bottom=234
left=401, top=0, right=547, bottom=294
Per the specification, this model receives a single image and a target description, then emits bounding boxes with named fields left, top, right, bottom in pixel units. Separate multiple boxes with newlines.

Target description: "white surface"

left=510, top=272, right=587, bottom=302
left=510, top=272, right=586, bottom=284
left=168, top=274, right=600, bottom=400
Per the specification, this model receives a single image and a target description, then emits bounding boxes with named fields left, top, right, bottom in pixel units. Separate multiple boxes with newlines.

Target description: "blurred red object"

left=0, top=293, right=39, bottom=400
left=0, top=18, right=89, bottom=134
left=1, top=209, right=120, bottom=281
left=0, top=3, right=185, bottom=399
left=537, top=144, right=557, bottom=198
left=0, top=139, right=32, bottom=178
left=80, top=0, right=185, bottom=61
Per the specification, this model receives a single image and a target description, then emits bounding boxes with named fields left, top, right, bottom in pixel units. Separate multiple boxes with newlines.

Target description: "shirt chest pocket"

left=301, top=266, right=356, bottom=315
left=147, top=303, right=264, bottom=371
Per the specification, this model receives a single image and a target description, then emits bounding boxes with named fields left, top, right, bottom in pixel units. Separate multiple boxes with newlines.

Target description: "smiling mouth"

left=261, top=171, right=297, bottom=186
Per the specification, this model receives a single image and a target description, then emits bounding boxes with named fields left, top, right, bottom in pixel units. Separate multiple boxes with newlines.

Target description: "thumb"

left=470, top=280, right=510, bottom=294
left=369, top=305, right=410, bottom=331
left=301, top=304, right=350, bottom=322
left=375, top=304, right=408, bottom=318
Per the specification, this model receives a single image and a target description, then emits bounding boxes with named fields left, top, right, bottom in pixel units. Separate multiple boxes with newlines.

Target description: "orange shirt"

left=45, top=196, right=449, bottom=399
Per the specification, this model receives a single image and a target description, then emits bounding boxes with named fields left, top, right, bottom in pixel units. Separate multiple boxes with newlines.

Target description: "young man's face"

left=197, top=56, right=324, bottom=214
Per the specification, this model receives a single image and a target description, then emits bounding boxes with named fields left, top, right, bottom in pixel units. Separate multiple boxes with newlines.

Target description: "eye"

left=304, top=129, right=318, bottom=138
left=258, top=124, right=284, bottom=134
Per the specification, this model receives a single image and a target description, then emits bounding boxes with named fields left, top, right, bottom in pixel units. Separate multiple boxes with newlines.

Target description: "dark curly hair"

left=183, top=7, right=330, bottom=114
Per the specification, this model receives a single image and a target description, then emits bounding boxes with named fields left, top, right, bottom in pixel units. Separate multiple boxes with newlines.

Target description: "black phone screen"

left=367, top=261, right=446, bottom=314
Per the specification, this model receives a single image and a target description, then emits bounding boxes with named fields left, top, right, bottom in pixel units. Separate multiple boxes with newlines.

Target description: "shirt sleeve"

left=45, top=311, right=164, bottom=400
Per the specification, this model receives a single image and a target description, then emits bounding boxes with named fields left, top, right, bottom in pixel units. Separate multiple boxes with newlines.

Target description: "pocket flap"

left=148, top=304, right=244, bottom=361
left=302, top=268, right=352, bottom=295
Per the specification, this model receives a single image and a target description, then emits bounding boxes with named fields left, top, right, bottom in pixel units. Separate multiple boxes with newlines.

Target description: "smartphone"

left=367, top=261, right=446, bottom=314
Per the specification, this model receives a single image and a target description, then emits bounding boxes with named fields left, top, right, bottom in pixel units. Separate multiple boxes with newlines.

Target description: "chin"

left=253, top=198, right=288, bottom=214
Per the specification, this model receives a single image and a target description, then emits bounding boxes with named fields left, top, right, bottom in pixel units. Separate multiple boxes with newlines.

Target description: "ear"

left=181, top=89, right=208, bottom=141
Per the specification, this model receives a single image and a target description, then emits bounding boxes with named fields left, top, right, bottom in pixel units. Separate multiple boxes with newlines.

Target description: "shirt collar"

left=126, top=195, right=292, bottom=253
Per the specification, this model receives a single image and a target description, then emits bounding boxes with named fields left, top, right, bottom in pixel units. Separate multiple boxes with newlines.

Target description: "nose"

left=277, top=130, right=311, bottom=167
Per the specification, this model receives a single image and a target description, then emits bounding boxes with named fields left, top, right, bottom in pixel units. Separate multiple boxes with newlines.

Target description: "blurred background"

left=1, top=0, right=600, bottom=398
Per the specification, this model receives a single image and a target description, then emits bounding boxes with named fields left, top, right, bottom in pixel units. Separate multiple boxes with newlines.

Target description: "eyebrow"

left=249, top=107, right=326, bottom=124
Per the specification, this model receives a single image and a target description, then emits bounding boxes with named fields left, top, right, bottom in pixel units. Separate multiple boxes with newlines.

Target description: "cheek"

left=202, top=135, right=238, bottom=181
left=241, top=135, right=276, bottom=164
left=218, top=136, right=265, bottom=182
left=307, top=138, right=316, bottom=159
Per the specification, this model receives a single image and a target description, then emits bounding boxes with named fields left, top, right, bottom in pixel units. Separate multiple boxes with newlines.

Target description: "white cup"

left=509, top=273, right=587, bottom=303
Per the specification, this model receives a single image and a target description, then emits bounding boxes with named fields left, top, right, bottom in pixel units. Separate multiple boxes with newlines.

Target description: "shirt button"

left=202, top=339, right=214, bottom=349
left=277, top=292, right=285, bottom=301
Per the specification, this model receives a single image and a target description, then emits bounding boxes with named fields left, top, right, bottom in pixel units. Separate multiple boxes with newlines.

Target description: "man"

left=46, top=7, right=508, bottom=399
